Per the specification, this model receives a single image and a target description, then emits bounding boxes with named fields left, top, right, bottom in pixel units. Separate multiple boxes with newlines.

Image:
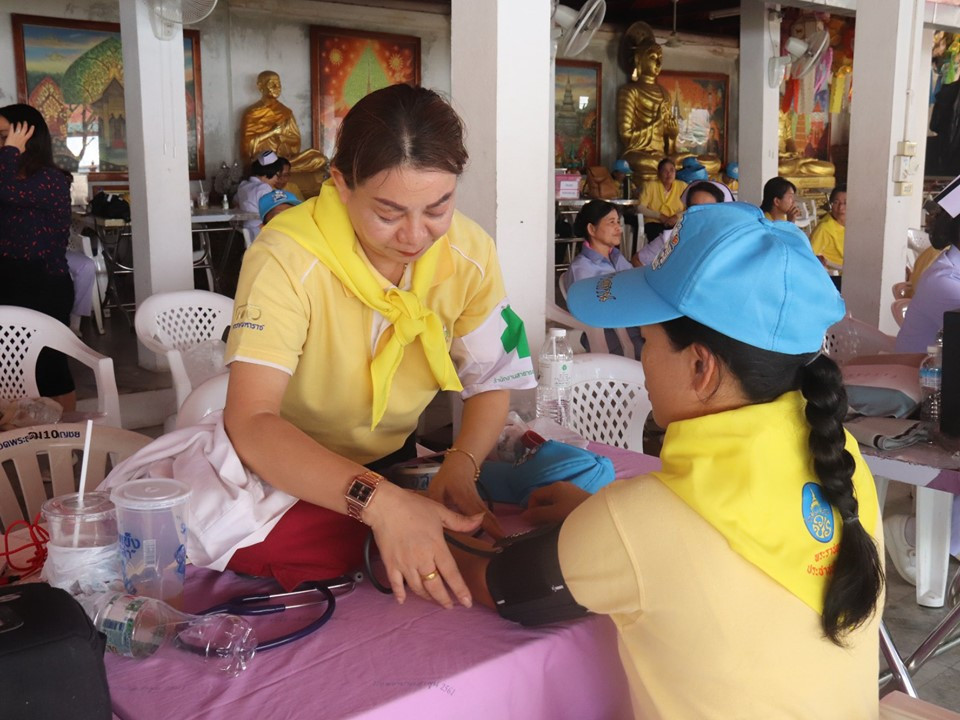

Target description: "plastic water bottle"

left=536, top=328, right=573, bottom=428
left=79, top=592, right=257, bottom=676
left=920, top=343, right=943, bottom=437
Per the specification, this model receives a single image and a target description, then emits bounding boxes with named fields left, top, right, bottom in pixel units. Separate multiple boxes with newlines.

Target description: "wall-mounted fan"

left=767, top=30, right=829, bottom=88
left=553, top=0, right=606, bottom=58
left=146, top=0, right=218, bottom=41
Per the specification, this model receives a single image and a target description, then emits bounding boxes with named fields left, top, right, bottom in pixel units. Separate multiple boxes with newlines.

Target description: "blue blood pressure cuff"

left=485, top=523, right=589, bottom=627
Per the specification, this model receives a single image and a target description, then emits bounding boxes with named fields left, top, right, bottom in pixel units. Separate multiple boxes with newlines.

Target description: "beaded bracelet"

left=445, top=446, right=481, bottom=482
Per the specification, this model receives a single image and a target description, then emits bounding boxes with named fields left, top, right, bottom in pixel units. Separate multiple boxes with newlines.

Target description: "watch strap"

left=345, top=470, right=384, bottom=524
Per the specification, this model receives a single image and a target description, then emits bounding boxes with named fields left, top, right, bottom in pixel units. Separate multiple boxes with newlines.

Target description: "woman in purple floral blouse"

left=0, top=104, right=75, bottom=410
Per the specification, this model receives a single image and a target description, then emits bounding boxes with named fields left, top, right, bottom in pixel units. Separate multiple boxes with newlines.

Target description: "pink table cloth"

left=105, top=445, right=661, bottom=719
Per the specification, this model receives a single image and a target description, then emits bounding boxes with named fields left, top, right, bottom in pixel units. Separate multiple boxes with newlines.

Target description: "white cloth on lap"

left=97, top=411, right=297, bottom=570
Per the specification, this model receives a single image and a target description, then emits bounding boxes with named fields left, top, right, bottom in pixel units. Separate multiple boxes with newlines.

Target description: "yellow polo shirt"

left=226, top=204, right=533, bottom=464
left=810, top=213, right=845, bottom=267
left=639, top=179, right=687, bottom=219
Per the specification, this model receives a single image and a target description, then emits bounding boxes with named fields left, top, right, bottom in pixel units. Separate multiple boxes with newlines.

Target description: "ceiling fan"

left=665, top=0, right=681, bottom=48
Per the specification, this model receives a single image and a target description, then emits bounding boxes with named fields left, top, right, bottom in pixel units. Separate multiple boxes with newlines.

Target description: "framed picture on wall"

left=11, top=14, right=205, bottom=180
left=310, top=26, right=421, bottom=159
left=656, top=71, right=728, bottom=163
left=555, top=59, right=601, bottom=169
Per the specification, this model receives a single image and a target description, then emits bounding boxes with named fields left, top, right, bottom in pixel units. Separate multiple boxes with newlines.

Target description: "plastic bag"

left=41, top=543, right=124, bottom=597
left=182, top=339, right=227, bottom=390
left=0, top=397, right=63, bottom=430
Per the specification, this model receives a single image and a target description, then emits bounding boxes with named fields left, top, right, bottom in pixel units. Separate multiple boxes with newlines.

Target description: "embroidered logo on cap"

left=801, top=482, right=834, bottom=543
left=595, top=276, right=616, bottom=302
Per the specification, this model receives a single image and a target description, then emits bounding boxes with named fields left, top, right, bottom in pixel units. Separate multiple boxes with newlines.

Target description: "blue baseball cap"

left=258, top=189, right=301, bottom=221
left=725, top=162, right=739, bottom=179
left=613, top=159, right=632, bottom=175
left=567, top=202, right=845, bottom=354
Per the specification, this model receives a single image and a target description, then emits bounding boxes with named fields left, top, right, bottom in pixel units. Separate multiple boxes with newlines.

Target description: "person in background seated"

left=810, top=186, right=846, bottom=291
left=222, top=84, right=536, bottom=605
left=562, top=200, right=641, bottom=357
left=275, top=158, right=304, bottom=202
left=896, top=209, right=960, bottom=354
left=0, top=104, right=76, bottom=411
left=258, top=188, right=301, bottom=226
left=450, top=202, right=884, bottom=719
left=632, top=180, right=730, bottom=267
left=236, top=150, right=286, bottom=238
left=760, top=177, right=800, bottom=222
left=638, top=157, right=686, bottom=241
left=722, top=162, right=739, bottom=196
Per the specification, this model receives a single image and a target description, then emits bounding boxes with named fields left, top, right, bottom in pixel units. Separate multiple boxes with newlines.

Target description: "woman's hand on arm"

left=427, top=390, right=511, bottom=538
left=522, top=482, right=591, bottom=525
left=224, top=361, right=481, bottom=609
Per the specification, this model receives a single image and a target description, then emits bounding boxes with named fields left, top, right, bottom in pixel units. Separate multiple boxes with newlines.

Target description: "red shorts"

left=226, top=500, right=370, bottom=590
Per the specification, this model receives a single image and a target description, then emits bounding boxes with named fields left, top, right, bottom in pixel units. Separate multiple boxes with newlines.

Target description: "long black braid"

left=662, top=317, right=883, bottom=644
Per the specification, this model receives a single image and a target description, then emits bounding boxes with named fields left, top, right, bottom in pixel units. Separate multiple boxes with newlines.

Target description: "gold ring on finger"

left=420, top=570, right=439, bottom=582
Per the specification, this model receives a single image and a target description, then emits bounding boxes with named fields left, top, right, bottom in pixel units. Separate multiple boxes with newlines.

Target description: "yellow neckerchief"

left=268, top=181, right=462, bottom=429
left=653, top=391, right=879, bottom=615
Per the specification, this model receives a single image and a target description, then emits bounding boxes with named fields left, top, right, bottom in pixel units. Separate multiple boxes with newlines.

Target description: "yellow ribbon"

left=268, top=181, right=462, bottom=428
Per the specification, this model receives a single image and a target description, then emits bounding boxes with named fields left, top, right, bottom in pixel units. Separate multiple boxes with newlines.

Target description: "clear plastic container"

left=536, top=328, right=574, bottom=428
left=80, top=592, right=256, bottom=677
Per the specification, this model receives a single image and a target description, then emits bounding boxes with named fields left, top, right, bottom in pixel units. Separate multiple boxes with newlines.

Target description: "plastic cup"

left=110, top=479, right=191, bottom=609
left=42, top=491, right=117, bottom=548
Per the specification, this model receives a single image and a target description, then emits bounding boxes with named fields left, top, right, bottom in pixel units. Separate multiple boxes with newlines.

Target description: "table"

left=861, top=439, right=960, bottom=608
left=103, top=444, right=660, bottom=720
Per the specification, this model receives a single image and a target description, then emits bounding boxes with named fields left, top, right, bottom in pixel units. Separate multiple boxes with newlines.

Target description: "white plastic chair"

left=567, top=353, right=651, bottom=450
left=0, top=423, right=150, bottom=532
left=134, top=290, right=234, bottom=411
left=0, top=306, right=122, bottom=427
left=822, top=314, right=897, bottom=367
left=67, top=230, right=105, bottom=335
left=892, top=281, right=912, bottom=300
left=892, top=299, right=910, bottom=327
left=175, top=372, right=229, bottom=429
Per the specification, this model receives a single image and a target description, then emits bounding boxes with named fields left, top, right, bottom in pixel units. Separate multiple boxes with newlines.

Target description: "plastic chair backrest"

left=175, top=372, right=229, bottom=429
left=135, top=290, right=235, bottom=409
left=822, top=314, right=897, bottom=367
left=567, top=353, right=651, bottom=449
left=557, top=272, right=636, bottom=359
left=0, top=423, right=151, bottom=532
left=0, top=306, right=121, bottom=427
left=892, top=298, right=910, bottom=327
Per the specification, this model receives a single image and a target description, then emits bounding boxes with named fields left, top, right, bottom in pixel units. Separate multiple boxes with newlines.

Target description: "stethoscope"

left=197, top=573, right=361, bottom=651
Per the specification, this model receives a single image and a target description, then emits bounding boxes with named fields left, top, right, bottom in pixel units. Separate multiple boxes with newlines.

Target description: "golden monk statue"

left=240, top=71, right=328, bottom=193
left=778, top=110, right=834, bottom=179
left=616, top=23, right=678, bottom=178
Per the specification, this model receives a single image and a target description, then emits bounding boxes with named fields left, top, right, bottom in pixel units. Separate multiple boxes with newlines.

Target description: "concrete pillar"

left=845, top=0, right=926, bottom=333
left=738, top=0, right=781, bottom=204
left=118, top=1, right=194, bottom=367
left=450, top=0, right=552, bottom=370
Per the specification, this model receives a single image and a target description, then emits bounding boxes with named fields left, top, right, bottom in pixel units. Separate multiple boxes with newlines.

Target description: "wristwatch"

left=345, top=470, right=384, bottom=523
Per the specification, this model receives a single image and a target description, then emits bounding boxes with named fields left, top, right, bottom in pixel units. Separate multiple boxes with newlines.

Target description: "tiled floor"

left=75, top=315, right=960, bottom=710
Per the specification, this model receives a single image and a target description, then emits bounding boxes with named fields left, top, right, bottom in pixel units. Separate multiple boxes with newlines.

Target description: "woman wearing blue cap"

left=450, top=203, right=883, bottom=718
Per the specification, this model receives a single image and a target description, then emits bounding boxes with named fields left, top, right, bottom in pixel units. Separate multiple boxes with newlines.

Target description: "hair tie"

left=842, top=514, right=860, bottom=526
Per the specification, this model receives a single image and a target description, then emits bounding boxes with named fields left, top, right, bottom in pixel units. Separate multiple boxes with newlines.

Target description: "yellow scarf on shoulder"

left=655, top=391, right=879, bottom=615
left=268, top=182, right=462, bottom=429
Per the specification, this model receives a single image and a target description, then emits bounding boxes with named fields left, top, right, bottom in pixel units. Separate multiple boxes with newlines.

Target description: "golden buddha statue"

left=616, top=23, right=678, bottom=178
left=778, top=114, right=835, bottom=187
left=240, top=71, right=328, bottom=193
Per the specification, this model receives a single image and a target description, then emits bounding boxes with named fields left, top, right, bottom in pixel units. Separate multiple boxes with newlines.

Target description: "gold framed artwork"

left=310, top=25, right=421, bottom=159
left=555, top=59, right=602, bottom=169
left=12, top=14, right=205, bottom=180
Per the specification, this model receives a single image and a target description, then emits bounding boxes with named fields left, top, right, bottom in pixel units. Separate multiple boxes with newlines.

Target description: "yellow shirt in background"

left=811, top=213, right=845, bottom=267
left=638, top=179, right=687, bottom=219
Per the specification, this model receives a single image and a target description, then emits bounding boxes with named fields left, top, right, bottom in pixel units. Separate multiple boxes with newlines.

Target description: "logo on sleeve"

left=801, top=482, right=834, bottom=543
left=233, top=304, right=264, bottom=331
left=500, top=306, right=530, bottom=358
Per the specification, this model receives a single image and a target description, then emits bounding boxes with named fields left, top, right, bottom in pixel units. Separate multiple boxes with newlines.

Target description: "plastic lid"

left=928, top=345, right=940, bottom=354
left=42, top=491, right=115, bottom=521
left=549, top=328, right=567, bottom=338
left=110, top=478, right=191, bottom=510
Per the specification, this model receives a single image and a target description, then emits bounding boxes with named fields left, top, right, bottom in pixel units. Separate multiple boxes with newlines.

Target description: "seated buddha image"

left=617, top=23, right=678, bottom=179
left=240, top=71, right=328, bottom=178
left=778, top=111, right=834, bottom=178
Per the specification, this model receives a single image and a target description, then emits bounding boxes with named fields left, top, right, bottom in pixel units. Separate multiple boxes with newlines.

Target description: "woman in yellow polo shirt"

left=451, top=204, right=883, bottom=718
left=638, top=157, right=687, bottom=240
left=222, top=84, right=536, bottom=608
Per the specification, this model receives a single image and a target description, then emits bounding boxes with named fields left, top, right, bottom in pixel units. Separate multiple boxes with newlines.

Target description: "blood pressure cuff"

left=485, top=523, right=589, bottom=626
